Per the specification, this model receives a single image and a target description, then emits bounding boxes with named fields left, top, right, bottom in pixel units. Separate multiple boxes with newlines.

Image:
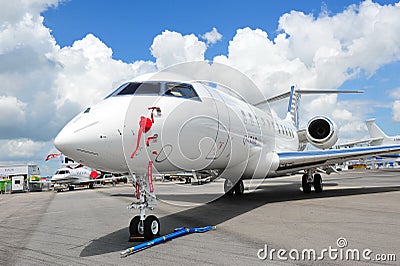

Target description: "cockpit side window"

left=105, top=83, right=129, bottom=98
left=163, top=83, right=200, bottom=100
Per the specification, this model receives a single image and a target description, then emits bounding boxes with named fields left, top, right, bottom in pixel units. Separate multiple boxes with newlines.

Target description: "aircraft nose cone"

left=54, top=129, right=66, bottom=152
left=54, top=127, right=74, bottom=154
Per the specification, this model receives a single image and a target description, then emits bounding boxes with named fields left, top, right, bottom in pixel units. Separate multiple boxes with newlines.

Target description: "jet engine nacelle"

left=306, top=116, right=338, bottom=149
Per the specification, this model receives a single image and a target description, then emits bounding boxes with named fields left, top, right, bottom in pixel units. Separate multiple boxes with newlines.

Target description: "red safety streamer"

left=148, top=161, right=154, bottom=193
left=131, top=116, right=153, bottom=159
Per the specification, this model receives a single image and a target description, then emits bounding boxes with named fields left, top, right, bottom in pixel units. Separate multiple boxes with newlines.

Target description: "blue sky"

left=1, top=0, right=400, bottom=175
left=42, top=0, right=370, bottom=62
left=41, top=0, right=400, bottom=132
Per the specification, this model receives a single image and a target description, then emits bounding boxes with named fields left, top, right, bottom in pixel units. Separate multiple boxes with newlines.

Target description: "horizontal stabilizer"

left=255, top=89, right=363, bottom=106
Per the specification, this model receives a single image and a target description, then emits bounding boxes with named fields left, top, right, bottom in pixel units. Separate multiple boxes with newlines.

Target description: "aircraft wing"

left=275, top=145, right=400, bottom=175
left=51, top=176, right=79, bottom=184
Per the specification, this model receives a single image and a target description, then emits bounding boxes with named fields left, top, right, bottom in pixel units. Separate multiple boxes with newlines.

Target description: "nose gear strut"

left=128, top=107, right=161, bottom=241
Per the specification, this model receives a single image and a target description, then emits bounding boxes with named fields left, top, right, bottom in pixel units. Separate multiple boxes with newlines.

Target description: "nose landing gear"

left=128, top=175, right=160, bottom=241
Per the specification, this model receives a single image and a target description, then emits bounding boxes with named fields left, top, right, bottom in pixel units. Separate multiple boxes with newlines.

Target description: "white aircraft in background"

left=51, top=164, right=101, bottom=191
left=365, top=118, right=400, bottom=146
left=54, top=72, right=400, bottom=240
left=50, top=156, right=117, bottom=191
left=337, top=119, right=400, bottom=149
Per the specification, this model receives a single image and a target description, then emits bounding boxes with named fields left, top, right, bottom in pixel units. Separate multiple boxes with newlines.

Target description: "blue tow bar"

left=120, top=225, right=216, bottom=257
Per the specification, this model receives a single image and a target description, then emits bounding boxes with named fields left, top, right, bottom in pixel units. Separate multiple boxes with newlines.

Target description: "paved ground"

left=0, top=169, right=399, bottom=265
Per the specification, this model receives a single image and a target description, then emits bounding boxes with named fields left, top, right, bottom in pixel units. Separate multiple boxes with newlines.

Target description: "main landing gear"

left=301, top=170, right=323, bottom=193
left=128, top=175, right=160, bottom=241
left=224, top=179, right=245, bottom=196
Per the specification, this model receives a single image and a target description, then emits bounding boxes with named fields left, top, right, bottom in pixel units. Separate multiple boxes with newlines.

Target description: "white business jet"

left=336, top=118, right=400, bottom=149
left=51, top=164, right=101, bottom=191
left=365, top=118, right=400, bottom=146
left=54, top=65, right=400, bottom=240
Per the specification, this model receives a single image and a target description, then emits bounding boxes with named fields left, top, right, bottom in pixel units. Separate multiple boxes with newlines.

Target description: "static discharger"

left=120, top=226, right=216, bottom=257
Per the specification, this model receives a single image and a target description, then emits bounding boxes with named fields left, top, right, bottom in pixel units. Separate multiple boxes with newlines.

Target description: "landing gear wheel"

left=144, top=215, right=160, bottom=240
left=302, top=174, right=311, bottom=194
left=89, top=183, right=94, bottom=189
left=129, top=216, right=144, bottom=239
left=234, top=180, right=244, bottom=196
left=313, top=173, right=323, bottom=193
left=224, top=179, right=234, bottom=196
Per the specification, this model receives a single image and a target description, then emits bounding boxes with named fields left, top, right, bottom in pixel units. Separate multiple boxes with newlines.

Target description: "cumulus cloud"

left=214, top=1, right=400, bottom=141
left=200, top=27, right=223, bottom=45
left=0, top=139, right=46, bottom=159
left=0, top=96, right=26, bottom=126
left=54, top=34, right=156, bottom=108
left=0, top=0, right=59, bottom=25
left=0, top=0, right=157, bottom=165
left=150, top=30, right=207, bottom=69
left=2, top=0, right=400, bottom=169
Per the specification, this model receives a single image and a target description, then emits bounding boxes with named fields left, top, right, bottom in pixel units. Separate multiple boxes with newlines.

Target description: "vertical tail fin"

left=286, top=85, right=301, bottom=129
left=366, top=119, right=388, bottom=139
left=257, top=86, right=363, bottom=130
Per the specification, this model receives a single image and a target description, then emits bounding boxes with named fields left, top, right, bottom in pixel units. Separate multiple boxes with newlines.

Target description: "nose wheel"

left=129, top=215, right=160, bottom=241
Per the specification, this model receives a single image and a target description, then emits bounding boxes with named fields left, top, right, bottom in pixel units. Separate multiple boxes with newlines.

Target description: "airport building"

left=0, top=164, right=41, bottom=193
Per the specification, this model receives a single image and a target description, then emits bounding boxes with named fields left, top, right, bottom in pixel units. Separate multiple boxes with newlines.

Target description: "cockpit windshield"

left=105, top=82, right=161, bottom=98
left=105, top=81, right=200, bottom=100
left=55, top=170, right=70, bottom=175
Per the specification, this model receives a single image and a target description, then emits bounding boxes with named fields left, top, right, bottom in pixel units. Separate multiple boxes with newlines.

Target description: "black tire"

left=129, top=216, right=144, bottom=237
left=89, top=183, right=94, bottom=189
left=68, top=186, right=74, bottom=191
left=302, top=174, right=311, bottom=194
left=144, top=215, right=160, bottom=240
left=224, top=179, right=234, bottom=196
left=234, top=180, right=245, bottom=196
left=313, top=173, right=323, bottom=193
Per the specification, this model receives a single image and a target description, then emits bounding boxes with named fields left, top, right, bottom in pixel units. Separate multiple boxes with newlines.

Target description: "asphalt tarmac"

left=0, top=169, right=399, bottom=265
